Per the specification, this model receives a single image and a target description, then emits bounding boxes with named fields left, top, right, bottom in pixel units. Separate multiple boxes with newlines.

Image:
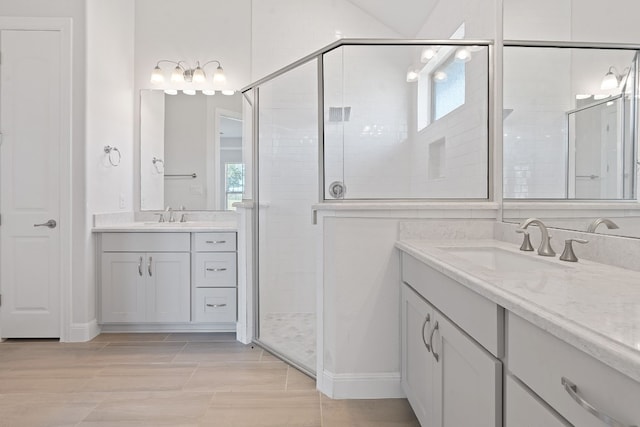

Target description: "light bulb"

left=171, top=66, right=185, bottom=83
left=455, top=48, right=471, bottom=62
left=434, top=71, right=447, bottom=82
left=406, top=69, right=419, bottom=82
left=193, top=66, right=206, bottom=84
left=183, top=89, right=196, bottom=95
left=150, top=66, right=164, bottom=84
left=213, top=65, right=226, bottom=83
left=202, top=89, right=216, bottom=96
left=164, top=89, right=178, bottom=95
left=575, top=94, right=592, bottom=100
left=221, top=90, right=235, bottom=96
left=421, top=47, right=436, bottom=63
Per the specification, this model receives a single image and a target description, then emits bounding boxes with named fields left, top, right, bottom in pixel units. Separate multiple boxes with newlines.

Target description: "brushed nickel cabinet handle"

left=206, top=303, right=227, bottom=308
left=429, top=321, right=440, bottom=362
left=148, top=256, right=153, bottom=276
left=206, top=268, right=227, bottom=272
left=138, top=256, right=143, bottom=276
left=561, top=377, right=635, bottom=427
left=421, top=314, right=431, bottom=352
left=205, top=240, right=226, bottom=244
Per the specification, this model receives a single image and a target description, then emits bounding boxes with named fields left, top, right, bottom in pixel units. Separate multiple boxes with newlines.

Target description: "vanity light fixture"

left=163, top=89, right=178, bottom=95
left=202, top=89, right=216, bottom=96
left=150, top=60, right=226, bottom=85
left=221, top=90, right=236, bottom=96
left=600, top=66, right=629, bottom=90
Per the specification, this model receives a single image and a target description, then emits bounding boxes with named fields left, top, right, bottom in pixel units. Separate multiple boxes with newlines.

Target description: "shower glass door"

left=256, top=60, right=318, bottom=374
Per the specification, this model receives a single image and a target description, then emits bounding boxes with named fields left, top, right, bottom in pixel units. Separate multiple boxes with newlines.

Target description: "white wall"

left=84, top=0, right=135, bottom=336
left=251, top=0, right=401, bottom=81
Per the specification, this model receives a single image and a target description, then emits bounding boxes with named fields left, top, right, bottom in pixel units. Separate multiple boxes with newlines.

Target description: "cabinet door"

left=101, top=252, right=146, bottom=323
left=432, top=312, right=501, bottom=427
left=146, top=252, right=190, bottom=323
left=401, top=284, right=434, bottom=427
left=505, top=375, right=570, bottom=427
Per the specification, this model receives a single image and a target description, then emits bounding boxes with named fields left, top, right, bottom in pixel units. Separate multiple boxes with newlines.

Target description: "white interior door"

left=0, top=29, right=62, bottom=338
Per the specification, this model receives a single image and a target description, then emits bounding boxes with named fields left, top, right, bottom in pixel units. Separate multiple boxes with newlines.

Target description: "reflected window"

left=432, top=57, right=465, bottom=121
left=225, top=163, right=244, bottom=210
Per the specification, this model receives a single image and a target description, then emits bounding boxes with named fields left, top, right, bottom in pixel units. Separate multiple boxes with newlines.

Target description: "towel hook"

left=104, top=145, right=121, bottom=167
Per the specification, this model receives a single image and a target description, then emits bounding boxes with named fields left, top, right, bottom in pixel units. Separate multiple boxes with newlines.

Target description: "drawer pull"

left=138, top=256, right=143, bottom=276
left=205, top=240, right=226, bottom=244
left=421, top=314, right=431, bottom=352
left=206, top=303, right=227, bottom=308
left=429, top=321, right=440, bottom=362
left=148, top=256, right=153, bottom=276
left=206, top=268, right=227, bottom=272
left=561, top=377, right=636, bottom=427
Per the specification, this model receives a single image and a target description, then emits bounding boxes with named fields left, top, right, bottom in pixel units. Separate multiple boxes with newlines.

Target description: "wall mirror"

left=140, top=90, right=243, bottom=211
left=502, top=44, right=640, bottom=238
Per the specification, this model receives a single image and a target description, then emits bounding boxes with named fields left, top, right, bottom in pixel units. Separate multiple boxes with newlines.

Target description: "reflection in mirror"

left=503, top=45, right=639, bottom=200
left=140, top=91, right=243, bottom=211
left=323, top=42, right=490, bottom=200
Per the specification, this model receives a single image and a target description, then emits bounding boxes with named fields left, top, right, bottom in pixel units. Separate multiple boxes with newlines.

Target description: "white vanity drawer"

left=194, top=252, right=236, bottom=287
left=505, top=374, right=570, bottom=427
left=194, top=232, right=236, bottom=252
left=507, top=312, right=640, bottom=427
left=194, top=288, right=236, bottom=323
left=101, top=232, right=190, bottom=252
left=401, top=253, right=503, bottom=357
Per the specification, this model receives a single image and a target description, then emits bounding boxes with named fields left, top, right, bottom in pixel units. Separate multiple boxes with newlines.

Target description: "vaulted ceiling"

left=345, top=0, right=439, bottom=37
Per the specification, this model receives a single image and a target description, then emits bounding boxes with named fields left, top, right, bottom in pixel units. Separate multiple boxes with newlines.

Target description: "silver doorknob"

left=34, top=219, right=57, bottom=228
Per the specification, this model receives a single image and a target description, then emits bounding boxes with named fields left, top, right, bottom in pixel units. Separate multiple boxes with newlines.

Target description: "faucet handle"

left=516, top=229, right=534, bottom=251
left=154, top=213, right=165, bottom=223
left=559, top=238, right=588, bottom=262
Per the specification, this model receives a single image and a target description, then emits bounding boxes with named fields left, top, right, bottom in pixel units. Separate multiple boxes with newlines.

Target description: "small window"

left=225, top=163, right=245, bottom=210
left=432, top=57, right=465, bottom=121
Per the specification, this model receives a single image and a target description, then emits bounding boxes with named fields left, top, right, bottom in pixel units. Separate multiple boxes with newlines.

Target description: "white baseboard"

left=98, top=323, right=236, bottom=333
left=319, top=370, right=405, bottom=399
left=68, top=319, right=101, bottom=342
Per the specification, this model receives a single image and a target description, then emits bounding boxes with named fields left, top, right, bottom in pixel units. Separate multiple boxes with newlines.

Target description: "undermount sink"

left=438, top=246, right=566, bottom=272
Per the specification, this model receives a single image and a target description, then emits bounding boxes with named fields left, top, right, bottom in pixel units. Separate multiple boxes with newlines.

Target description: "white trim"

left=0, top=17, right=73, bottom=342
left=319, top=370, right=405, bottom=399
left=100, top=323, right=236, bottom=333
left=69, top=320, right=101, bottom=342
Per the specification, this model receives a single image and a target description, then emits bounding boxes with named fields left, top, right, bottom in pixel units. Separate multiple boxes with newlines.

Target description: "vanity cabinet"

left=98, top=231, right=238, bottom=329
left=507, top=312, right=640, bottom=427
left=100, top=233, right=190, bottom=323
left=401, top=253, right=503, bottom=427
left=192, top=232, right=237, bottom=324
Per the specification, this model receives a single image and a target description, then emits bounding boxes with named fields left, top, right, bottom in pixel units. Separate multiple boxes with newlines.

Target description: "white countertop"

left=92, top=222, right=237, bottom=233
left=396, top=238, right=640, bottom=383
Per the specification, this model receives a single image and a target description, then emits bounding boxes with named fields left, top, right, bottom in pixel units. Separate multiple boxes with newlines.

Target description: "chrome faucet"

left=517, top=218, right=555, bottom=257
left=179, top=206, right=187, bottom=223
left=586, top=218, right=619, bottom=233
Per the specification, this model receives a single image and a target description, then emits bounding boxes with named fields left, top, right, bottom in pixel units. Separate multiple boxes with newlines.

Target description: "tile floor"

left=0, top=333, right=419, bottom=426
left=260, top=312, right=316, bottom=371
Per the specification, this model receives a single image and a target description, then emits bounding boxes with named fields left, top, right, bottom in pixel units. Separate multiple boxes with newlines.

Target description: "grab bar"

left=164, top=173, right=197, bottom=178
